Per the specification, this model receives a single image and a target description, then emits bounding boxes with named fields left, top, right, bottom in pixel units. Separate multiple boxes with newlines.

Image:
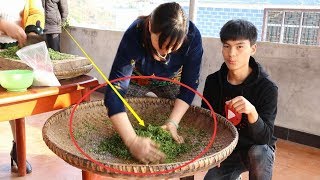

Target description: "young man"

left=202, top=19, right=278, bottom=180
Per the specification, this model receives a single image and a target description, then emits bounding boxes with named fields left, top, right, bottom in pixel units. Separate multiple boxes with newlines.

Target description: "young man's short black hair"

left=220, top=19, right=257, bottom=45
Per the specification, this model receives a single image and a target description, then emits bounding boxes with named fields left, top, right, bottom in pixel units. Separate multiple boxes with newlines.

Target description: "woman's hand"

left=127, top=136, right=166, bottom=164
left=0, top=19, right=26, bottom=46
left=161, top=122, right=184, bottom=144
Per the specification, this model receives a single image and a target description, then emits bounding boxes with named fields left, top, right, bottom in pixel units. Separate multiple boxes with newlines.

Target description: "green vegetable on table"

left=47, top=48, right=76, bottom=60
left=0, top=46, right=19, bottom=60
left=0, top=46, right=76, bottom=60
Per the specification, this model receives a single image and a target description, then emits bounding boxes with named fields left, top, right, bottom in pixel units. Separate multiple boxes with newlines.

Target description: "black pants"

left=44, top=33, right=60, bottom=52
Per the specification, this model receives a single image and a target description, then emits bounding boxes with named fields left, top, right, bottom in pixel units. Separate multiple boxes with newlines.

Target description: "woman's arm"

left=109, top=112, right=165, bottom=164
left=162, top=23, right=204, bottom=143
left=177, top=23, right=203, bottom=105
left=162, top=99, right=189, bottom=143
left=104, top=20, right=166, bottom=164
left=0, top=18, right=27, bottom=46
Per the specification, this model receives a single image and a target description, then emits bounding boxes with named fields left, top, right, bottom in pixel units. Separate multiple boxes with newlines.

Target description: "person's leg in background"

left=126, top=83, right=150, bottom=97
left=45, top=33, right=61, bottom=52
left=151, top=83, right=179, bottom=99
left=247, top=145, right=275, bottom=180
left=9, top=120, right=32, bottom=174
left=204, top=150, right=246, bottom=180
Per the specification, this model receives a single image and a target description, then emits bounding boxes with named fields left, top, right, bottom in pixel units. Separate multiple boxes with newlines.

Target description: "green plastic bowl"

left=0, top=70, right=34, bottom=92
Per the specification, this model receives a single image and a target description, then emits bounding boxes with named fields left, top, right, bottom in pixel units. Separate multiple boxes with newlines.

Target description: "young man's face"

left=222, top=39, right=256, bottom=72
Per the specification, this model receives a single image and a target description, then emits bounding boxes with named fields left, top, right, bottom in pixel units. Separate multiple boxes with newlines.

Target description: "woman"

left=104, top=2, right=203, bottom=164
left=0, top=0, right=45, bottom=173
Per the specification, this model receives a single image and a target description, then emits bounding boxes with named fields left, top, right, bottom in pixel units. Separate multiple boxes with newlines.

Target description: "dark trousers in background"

left=44, top=33, right=61, bottom=52
left=204, top=145, right=275, bottom=180
left=126, top=82, right=179, bottom=99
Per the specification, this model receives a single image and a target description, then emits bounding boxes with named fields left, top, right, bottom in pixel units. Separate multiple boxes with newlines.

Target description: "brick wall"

left=184, top=7, right=264, bottom=40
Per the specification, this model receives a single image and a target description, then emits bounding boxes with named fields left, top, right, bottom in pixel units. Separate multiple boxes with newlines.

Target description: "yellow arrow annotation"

left=63, top=27, right=145, bottom=126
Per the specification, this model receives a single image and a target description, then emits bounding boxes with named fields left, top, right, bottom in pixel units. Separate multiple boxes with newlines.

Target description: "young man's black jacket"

left=201, top=57, right=278, bottom=150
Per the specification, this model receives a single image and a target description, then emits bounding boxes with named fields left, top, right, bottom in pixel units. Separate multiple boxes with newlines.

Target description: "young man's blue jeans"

left=204, top=144, right=275, bottom=180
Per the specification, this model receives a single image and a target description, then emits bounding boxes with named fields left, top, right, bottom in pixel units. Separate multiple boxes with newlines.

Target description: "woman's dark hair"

left=220, top=19, right=257, bottom=45
left=139, top=2, right=188, bottom=55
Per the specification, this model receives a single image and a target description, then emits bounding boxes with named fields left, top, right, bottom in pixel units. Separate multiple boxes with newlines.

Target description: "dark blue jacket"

left=105, top=19, right=203, bottom=116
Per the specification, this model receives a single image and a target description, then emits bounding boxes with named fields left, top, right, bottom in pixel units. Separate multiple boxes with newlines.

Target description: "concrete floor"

left=0, top=92, right=319, bottom=180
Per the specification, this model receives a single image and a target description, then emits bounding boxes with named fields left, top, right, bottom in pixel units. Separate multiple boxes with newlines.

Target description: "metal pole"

left=279, top=11, right=285, bottom=43
left=189, top=0, right=198, bottom=23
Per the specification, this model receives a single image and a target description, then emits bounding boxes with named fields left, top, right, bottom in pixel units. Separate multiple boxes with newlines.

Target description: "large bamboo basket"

left=0, top=56, right=93, bottom=80
left=42, top=98, right=238, bottom=179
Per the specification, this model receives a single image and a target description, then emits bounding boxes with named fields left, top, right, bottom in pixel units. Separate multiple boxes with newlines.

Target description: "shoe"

left=10, top=141, right=32, bottom=174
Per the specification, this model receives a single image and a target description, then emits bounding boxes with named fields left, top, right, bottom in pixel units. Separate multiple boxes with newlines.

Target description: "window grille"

left=262, top=8, right=320, bottom=46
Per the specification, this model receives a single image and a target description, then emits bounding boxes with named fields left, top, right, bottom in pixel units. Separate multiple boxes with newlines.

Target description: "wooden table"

left=0, top=75, right=99, bottom=176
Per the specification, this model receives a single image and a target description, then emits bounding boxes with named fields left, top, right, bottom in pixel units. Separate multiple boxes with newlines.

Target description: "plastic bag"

left=16, top=41, right=61, bottom=86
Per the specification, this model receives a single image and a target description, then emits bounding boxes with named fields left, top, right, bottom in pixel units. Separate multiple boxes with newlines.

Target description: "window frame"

left=262, top=8, right=320, bottom=46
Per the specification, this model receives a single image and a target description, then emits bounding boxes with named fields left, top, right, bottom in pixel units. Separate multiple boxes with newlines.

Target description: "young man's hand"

left=0, top=19, right=26, bottom=46
left=226, top=96, right=258, bottom=124
left=127, top=136, right=166, bottom=164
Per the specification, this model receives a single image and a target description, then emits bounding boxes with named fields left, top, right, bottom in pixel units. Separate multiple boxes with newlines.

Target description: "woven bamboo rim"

left=42, top=98, right=238, bottom=179
left=55, top=64, right=93, bottom=79
left=0, top=56, right=92, bottom=79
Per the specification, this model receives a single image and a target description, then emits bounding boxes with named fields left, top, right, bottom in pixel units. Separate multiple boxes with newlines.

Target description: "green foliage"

left=0, top=46, right=20, bottom=59
left=98, top=133, right=131, bottom=160
left=98, top=124, right=194, bottom=163
left=47, top=48, right=75, bottom=60
left=62, top=18, right=70, bottom=29
left=0, top=46, right=76, bottom=60
left=138, top=124, right=191, bottom=162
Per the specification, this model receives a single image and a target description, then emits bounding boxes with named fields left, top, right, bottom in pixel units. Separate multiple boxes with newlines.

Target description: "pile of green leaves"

left=0, top=46, right=75, bottom=60
left=47, top=48, right=75, bottom=60
left=98, top=124, right=192, bottom=163
left=0, top=46, right=20, bottom=59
